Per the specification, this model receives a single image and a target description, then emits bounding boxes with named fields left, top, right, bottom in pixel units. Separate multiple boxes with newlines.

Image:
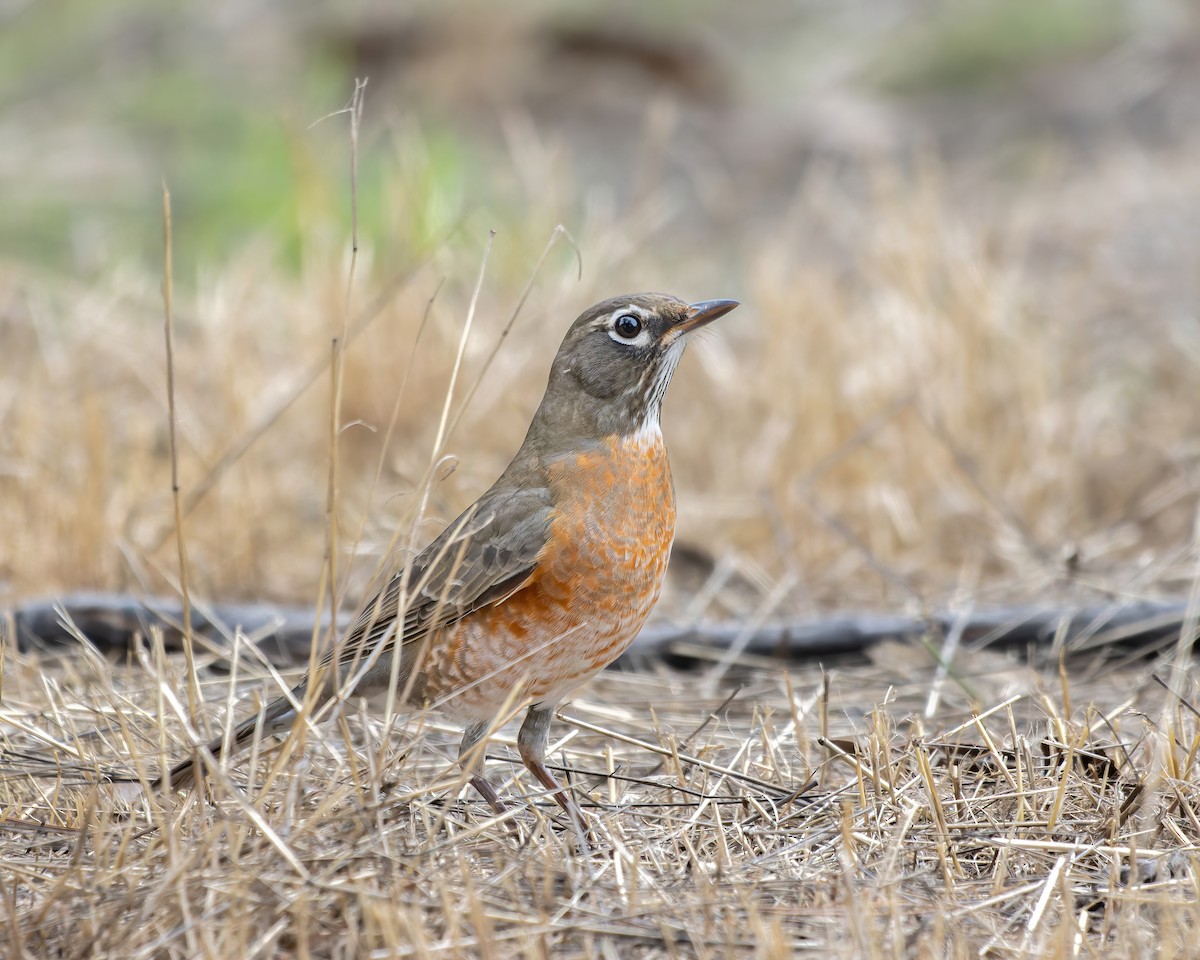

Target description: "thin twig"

left=445, top=224, right=581, bottom=441
left=559, top=712, right=794, bottom=798
left=160, top=182, right=200, bottom=733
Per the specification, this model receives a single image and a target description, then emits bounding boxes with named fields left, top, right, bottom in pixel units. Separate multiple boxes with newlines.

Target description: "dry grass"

left=3, top=148, right=1198, bottom=615
left=4, top=68, right=1200, bottom=958
left=4, top=630, right=1200, bottom=957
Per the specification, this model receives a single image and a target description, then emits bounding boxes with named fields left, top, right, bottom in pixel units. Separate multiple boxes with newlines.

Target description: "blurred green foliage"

left=873, top=0, right=1127, bottom=92
left=0, top=0, right=1143, bottom=277
left=0, top=0, right=480, bottom=277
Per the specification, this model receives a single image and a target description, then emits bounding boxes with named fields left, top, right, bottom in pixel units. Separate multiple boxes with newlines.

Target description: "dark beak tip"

left=686, top=298, right=740, bottom=324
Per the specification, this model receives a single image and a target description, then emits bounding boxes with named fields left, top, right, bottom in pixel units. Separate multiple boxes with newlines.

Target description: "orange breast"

left=423, top=429, right=676, bottom=719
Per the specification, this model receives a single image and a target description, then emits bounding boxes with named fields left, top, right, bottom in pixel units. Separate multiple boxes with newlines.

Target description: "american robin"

left=161, top=292, right=738, bottom=831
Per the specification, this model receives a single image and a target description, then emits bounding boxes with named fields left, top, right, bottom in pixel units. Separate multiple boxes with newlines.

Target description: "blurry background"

left=2, top=0, right=1198, bottom=624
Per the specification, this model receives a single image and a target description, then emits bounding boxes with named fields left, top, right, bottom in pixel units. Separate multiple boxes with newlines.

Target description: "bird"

left=159, top=292, right=739, bottom=833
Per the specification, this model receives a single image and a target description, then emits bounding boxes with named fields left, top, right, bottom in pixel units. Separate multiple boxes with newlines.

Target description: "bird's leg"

left=457, top=720, right=507, bottom=815
left=518, top=706, right=593, bottom=839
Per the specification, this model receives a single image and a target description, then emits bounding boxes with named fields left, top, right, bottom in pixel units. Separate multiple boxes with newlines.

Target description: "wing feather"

left=331, top=482, right=553, bottom=671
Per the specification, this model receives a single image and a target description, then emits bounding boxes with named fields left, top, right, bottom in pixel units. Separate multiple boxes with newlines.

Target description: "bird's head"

left=529, top=292, right=738, bottom=445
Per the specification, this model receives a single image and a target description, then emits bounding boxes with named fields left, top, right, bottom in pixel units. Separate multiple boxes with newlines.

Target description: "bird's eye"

left=613, top=314, right=642, bottom=339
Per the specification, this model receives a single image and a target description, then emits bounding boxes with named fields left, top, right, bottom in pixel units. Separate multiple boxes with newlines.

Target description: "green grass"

left=0, top=0, right=473, bottom=274
left=873, top=0, right=1127, bottom=93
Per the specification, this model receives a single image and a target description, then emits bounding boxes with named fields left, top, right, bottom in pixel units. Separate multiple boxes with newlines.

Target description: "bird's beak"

left=672, top=299, right=739, bottom=339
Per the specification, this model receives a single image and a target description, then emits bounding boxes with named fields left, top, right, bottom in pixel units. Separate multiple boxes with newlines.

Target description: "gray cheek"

left=578, top=345, right=630, bottom=399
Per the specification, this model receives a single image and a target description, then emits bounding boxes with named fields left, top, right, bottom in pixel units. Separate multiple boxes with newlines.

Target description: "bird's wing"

left=329, top=482, right=554, bottom=672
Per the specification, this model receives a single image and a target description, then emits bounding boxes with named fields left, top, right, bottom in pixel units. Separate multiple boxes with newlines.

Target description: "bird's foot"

left=469, top=774, right=525, bottom=839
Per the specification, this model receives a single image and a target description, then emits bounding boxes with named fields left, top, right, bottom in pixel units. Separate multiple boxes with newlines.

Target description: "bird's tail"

left=153, top=688, right=304, bottom=791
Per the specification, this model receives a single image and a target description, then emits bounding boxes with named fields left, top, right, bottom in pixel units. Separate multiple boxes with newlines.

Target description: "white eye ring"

left=605, top=306, right=653, bottom=346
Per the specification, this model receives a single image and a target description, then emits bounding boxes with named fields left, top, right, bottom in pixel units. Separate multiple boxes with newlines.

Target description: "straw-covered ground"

left=3, top=622, right=1200, bottom=957
left=4, top=159, right=1200, bottom=953
left=4, top=1, right=1200, bottom=956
